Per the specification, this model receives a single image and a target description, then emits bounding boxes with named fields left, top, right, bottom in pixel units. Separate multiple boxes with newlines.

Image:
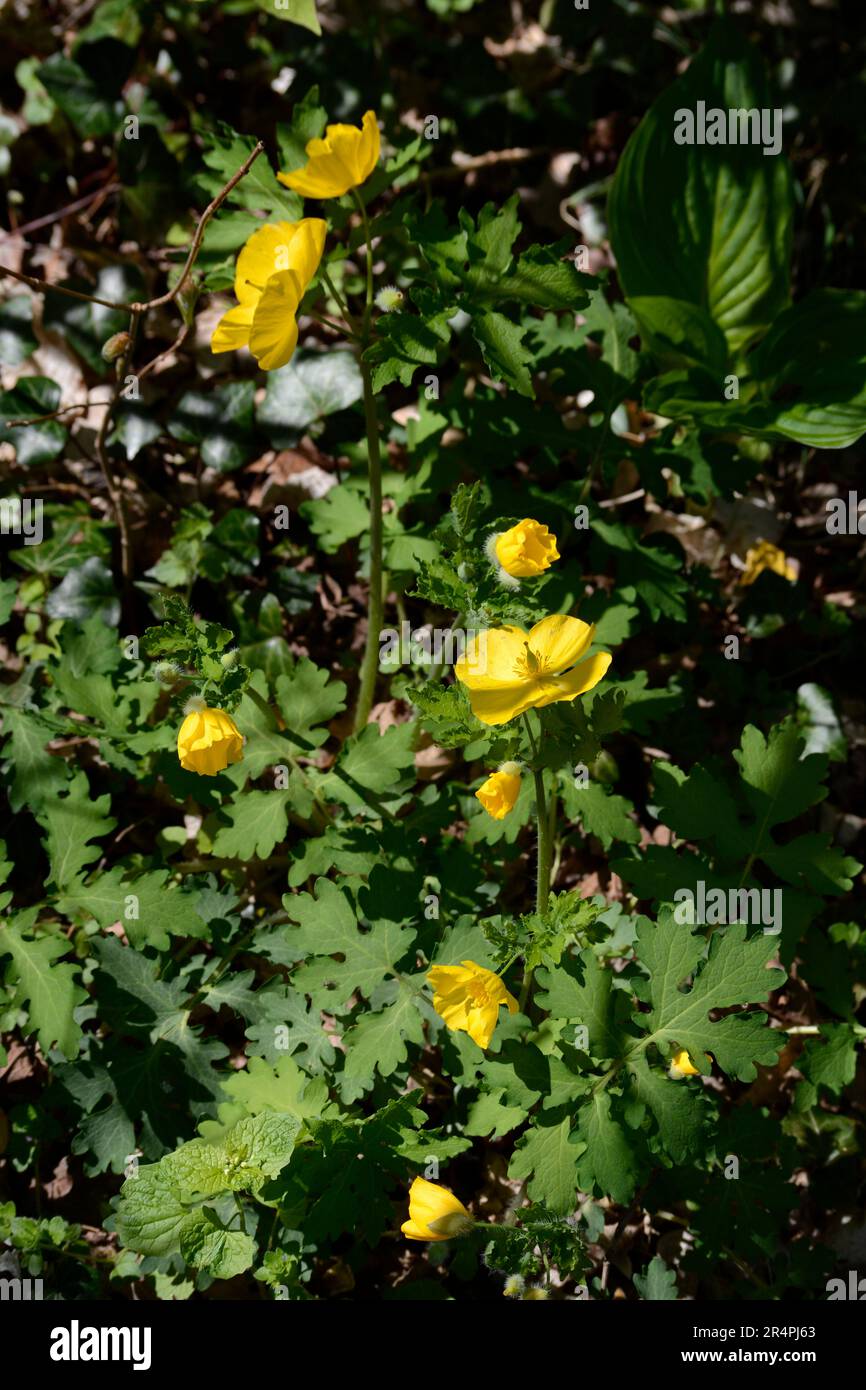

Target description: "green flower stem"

left=351, top=186, right=385, bottom=731
left=353, top=359, right=385, bottom=730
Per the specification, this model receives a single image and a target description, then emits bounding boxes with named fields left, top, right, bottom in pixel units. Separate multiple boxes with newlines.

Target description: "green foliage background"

left=0, top=0, right=864, bottom=1301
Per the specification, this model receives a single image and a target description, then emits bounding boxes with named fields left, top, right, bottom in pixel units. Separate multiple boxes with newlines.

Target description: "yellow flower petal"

left=476, top=769, right=521, bottom=819
left=495, top=519, right=560, bottom=578
left=248, top=271, right=302, bottom=371
left=527, top=614, right=594, bottom=672
left=402, top=1178, right=472, bottom=1241
left=177, top=708, right=243, bottom=776
left=428, top=960, right=518, bottom=1050
left=278, top=110, right=380, bottom=199
left=211, top=302, right=255, bottom=354
left=740, top=540, right=797, bottom=586
left=455, top=625, right=528, bottom=689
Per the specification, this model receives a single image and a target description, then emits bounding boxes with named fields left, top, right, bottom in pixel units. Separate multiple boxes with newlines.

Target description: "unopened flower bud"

left=220, top=649, right=240, bottom=670
left=374, top=284, right=404, bottom=313
left=101, top=331, right=131, bottom=363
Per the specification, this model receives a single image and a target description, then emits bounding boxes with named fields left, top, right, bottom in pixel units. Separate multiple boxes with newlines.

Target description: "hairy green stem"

left=351, top=188, right=383, bottom=732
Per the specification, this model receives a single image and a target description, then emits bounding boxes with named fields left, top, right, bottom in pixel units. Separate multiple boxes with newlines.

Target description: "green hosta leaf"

left=608, top=18, right=792, bottom=360
left=0, top=914, right=86, bottom=1058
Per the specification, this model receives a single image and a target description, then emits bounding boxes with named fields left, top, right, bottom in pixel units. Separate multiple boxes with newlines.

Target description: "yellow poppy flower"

left=427, top=960, right=519, bottom=1049
left=211, top=218, right=326, bottom=370
left=739, top=540, right=796, bottom=586
left=277, top=110, right=380, bottom=200
left=401, top=1177, right=474, bottom=1242
left=476, top=763, right=521, bottom=819
left=177, top=707, right=243, bottom=776
left=494, top=519, right=560, bottom=578
left=669, top=1049, right=708, bottom=1079
left=455, top=615, right=611, bottom=727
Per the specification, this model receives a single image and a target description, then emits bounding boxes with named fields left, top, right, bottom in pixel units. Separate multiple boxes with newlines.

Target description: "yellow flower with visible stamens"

left=494, top=519, right=560, bottom=578
left=739, top=540, right=796, bottom=586
left=177, top=706, right=243, bottom=777
left=211, top=218, right=326, bottom=370
left=455, top=615, right=611, bottom=727
left=476, top=762, right=521, bottom=819
left=277, top=111, right=380, bottom=200
left=427, top=960, right=519, bottom=1049
left=401, top=1177, right=474, bottom=1242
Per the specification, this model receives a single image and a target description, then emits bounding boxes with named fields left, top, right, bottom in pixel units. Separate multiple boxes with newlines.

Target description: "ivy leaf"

left=257, top=351, right=363, bottom=444
left=0, top=377, right=66, bottom=465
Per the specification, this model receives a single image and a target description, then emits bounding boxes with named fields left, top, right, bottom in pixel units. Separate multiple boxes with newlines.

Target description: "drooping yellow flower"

left=739, top=540, right=797, bottom=586
left=495, top=519, right=560, bottom=578
left=476, top=763, right=521, bottom=819
left=401, top=1177, right=474, bottom=1242
left=211, top=219, right=326, bottom=370
left=428, top=960, right=518, bottom=1049
left=455, top=615, right=611, bottom=727
left=177, top=707, right=243, bottom=776
left=669, top=1049, right=700, bottom=1079
left=277, top=110, right=380, bottom=200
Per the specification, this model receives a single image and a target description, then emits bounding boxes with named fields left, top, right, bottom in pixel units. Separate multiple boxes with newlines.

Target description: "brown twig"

left=1, top=140, right=267, bottom=588
left=4, top=399, right=112, bottom=429
left=10, top=182, right=122, bottom=238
